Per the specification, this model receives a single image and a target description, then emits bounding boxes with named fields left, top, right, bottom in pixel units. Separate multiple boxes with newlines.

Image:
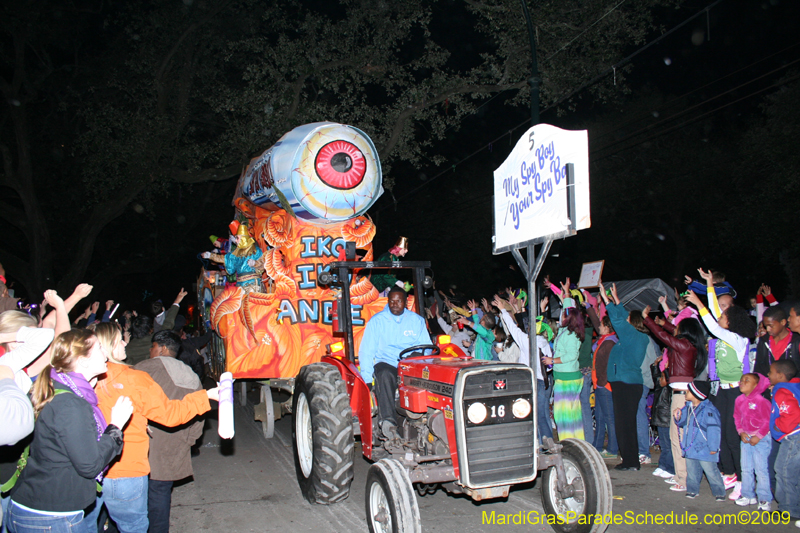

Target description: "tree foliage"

left=2, top=0, right=680, bottom=296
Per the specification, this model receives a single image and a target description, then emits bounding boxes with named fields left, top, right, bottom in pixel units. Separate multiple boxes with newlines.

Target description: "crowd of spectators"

left=0, top=262, right=216, bottom=533
left=422, top=268, right=800, bottom=524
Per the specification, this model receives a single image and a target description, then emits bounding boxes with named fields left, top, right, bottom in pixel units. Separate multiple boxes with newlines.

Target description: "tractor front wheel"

left=365, top=459, right=421, bottom=533
left=292, top=363, right=355, bottom=504
left=541, top=438, right=613, bottom=533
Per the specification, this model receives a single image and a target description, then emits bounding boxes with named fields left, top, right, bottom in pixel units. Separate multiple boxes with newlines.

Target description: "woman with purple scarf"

left=4, top=329, right=133, bottom=533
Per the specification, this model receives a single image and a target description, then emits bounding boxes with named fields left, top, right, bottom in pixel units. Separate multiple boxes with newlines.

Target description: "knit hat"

left=688, top=380, right=710, bottom=401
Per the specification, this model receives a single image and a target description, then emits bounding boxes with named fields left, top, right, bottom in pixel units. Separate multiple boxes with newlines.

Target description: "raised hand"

left=697, top=268, right=714, bottom=283
left=658, top=295, right=667, bottom=306
left=73, top=283, right=93, bottom=299
left=467, top=299, right=478, bottom=311
left=91, top=301, right=100, bottom=314
left=684, top=275, right=692, bottom=286
left=44, top=290, right=65, bottom=309
left=684, top=290, right=703, bottom=309
left=610, top=283, right=620, bottom=304
left=642, top=305, right=651, bottom=318
left=174, top=288, right=188, bottom=304
left=763, top=284, right=772, bottom=296
left=105, top=300, right=114, bottom=310
left=492, top=294, right=505, bottom=311
left=540, top=296, right=549, bottom=314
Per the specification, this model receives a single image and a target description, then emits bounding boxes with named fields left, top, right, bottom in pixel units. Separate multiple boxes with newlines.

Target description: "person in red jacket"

left=768, top=359, right=800, bottom=522
left=642, top=310, right=708, bottom=492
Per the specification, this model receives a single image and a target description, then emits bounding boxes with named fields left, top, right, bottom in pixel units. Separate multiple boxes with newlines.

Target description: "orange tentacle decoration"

left=341, top=216, right=376, bottom=248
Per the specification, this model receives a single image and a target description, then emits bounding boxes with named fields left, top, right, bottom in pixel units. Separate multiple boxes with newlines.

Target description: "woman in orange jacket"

left=92, top=323, right=218, bottom=533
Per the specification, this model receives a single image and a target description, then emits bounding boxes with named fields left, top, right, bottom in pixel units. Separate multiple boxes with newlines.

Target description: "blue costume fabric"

left=224, top=248, right=263, bottom=287
left=687, top=280, right=737, bottom=298
left=358, top=306, right=432, bottom=384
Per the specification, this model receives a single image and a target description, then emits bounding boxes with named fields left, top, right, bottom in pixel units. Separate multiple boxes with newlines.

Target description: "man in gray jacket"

left=135, top=329, right=206, bottom=533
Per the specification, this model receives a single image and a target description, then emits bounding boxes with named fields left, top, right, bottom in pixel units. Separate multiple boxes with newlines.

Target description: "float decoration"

left=204, top=123, right=408, bottom=379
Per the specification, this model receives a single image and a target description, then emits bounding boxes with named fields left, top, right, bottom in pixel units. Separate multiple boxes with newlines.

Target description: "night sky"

left=1, top=0, right=798, bottom=311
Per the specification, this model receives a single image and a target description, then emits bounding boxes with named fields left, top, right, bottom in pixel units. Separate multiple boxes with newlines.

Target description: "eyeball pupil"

left=330, top=152, right=353, bottom=173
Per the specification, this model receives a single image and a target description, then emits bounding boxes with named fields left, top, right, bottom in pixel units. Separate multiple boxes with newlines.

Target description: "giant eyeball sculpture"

left=241, top=123, right=383, bottom=224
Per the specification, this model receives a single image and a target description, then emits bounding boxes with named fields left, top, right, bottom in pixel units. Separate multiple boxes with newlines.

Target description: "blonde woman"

left=5, top=330, right=132, bottom=533
left=93, top=323, right=217, bottom=533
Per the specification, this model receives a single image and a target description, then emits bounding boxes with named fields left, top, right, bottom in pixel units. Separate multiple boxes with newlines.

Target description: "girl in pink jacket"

left=733, top=373, right=773, bottom=509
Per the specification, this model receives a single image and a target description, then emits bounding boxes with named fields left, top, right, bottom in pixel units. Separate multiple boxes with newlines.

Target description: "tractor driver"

left=358, top=285, right=432, bottom=441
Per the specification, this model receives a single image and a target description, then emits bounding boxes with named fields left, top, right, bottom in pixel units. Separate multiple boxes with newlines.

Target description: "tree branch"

left=172, top=162, right=242, bottom=184
left=382, top=80, right=527, bottom=157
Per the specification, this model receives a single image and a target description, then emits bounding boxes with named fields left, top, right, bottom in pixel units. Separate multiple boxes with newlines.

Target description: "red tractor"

left=292, top=259, right=612, bottom=533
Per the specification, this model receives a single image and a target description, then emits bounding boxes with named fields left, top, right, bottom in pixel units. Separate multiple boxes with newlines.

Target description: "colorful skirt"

left=553, top=378, right=585, bottom=440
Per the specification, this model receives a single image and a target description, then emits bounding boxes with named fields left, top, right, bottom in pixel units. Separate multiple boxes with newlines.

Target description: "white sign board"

left=577, top=260, right=604, bottom=288
left=492, top=124, right=590, bottom=253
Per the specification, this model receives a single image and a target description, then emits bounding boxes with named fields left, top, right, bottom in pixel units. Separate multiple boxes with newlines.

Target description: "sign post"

left=492, top=124, right=590, bottom=433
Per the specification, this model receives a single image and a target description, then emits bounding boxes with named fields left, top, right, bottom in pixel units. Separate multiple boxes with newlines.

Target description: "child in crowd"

left=768, top=359, right=800, bottom=522
left=733, top=373, right=773, bottom=510
left=675, top=380, right=726, bottom=501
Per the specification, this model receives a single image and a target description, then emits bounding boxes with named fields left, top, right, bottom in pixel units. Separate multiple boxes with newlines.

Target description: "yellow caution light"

left=437, top=335, right=451, bottom=345
left=327, top=342, right=345, bottom=356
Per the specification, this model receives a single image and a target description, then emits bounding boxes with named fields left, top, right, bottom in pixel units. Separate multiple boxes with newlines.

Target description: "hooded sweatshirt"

left=733, top=373, right=772, bottom=440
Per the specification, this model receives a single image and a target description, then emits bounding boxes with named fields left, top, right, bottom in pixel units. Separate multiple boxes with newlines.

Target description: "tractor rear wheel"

left=541, top=438, right=613, bottom=533
left=365, top=459, right=421, bottom=533
left=292, top=363, right=355, bottom=504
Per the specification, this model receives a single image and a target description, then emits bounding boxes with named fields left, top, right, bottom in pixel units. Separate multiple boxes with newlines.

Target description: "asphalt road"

left=171, top=392, right=798, bottom=533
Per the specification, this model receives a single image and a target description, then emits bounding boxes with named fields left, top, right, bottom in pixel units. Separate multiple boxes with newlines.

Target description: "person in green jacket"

left=542, top=297, right=585, bottom=440
left=371, top=236, right=408, bottom=294
left=457, top=299, right=497, bottom=361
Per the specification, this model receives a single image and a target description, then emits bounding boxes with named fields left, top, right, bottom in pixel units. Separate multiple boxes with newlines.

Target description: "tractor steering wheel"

left=399, top=344, right=440, bottom=359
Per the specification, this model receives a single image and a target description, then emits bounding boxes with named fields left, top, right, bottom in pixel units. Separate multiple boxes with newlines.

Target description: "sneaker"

left=735, top=496, right=757, bottom=507
left=652, top=467, right=666, bottom=477
left=664, top=476, right=678, bottom=484
left=728, top=481, right=742, bottom=500
left=723, top=474, right=738, bottom=490
left=794, top=519, right=799, bottom=528
left=715, top=496, right=727, bottom=502
left=639, top=454, right=652, bottom=465
left=686, top=493, right=698, bottom=499
left=670, top=484, right=686, bottom=492
left=656, top=469, right=674, bottom=478
left=758, top=501, right=771, bottom=511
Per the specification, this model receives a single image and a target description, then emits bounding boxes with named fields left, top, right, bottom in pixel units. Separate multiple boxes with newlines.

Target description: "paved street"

left=171, top=392, right=798, bottom=533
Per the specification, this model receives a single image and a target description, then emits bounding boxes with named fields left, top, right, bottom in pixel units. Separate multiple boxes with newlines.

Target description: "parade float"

left=198, top=122, right=397, bottom=436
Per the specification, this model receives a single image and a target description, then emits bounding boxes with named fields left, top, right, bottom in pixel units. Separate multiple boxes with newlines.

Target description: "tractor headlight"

left=467, top=402, right=488, bottom=424
left=512, top=398, right=532, bottom=419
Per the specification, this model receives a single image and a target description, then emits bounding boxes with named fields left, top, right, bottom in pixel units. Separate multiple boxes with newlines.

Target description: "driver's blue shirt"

left=358, top=305, right=432, bottom=384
